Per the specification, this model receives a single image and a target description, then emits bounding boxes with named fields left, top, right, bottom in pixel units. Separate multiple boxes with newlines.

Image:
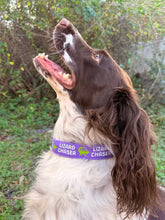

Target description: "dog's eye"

left=92, top=53, right=101, bottom=62
left=94, top=54, right=100, bottom=60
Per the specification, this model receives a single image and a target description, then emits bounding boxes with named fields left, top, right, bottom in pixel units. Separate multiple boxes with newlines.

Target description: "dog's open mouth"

left=34, top=53, right=76, bottom=90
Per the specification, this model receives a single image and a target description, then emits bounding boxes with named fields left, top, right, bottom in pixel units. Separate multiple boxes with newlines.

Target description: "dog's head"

left=33, top=18, right=157, bottom=218
left=54, top=19, right=133, bottom=111
left=34, top=18, right=132, bottom=110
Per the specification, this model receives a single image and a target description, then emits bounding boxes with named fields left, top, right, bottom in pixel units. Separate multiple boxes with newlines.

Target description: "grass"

left=0, top=96, right=164, bottom=219
left=0, top=96, right=59, bottom=219
left=145, top=104, right=165, bottom=184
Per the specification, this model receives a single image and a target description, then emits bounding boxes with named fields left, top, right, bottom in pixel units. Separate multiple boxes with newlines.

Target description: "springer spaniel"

left=23, top=18, right=165, bottom=220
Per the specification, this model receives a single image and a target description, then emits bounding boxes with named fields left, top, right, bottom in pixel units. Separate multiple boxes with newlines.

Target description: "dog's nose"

left=59, top=18, right=70, bottom=28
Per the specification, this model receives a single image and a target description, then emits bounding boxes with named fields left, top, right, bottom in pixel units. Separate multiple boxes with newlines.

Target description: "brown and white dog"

left=23, top=18, right=165, bottom=220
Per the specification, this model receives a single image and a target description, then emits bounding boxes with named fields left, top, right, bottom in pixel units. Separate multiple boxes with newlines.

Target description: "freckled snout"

left=55, top=18, right=76, bottom=65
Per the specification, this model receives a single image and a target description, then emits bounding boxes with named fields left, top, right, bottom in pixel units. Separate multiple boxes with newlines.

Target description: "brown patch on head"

left=54, top=19, right=133, bottom=111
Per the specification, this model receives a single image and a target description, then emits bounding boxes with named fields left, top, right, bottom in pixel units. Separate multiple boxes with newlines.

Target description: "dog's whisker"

left=48, top=49, right=65, bottom=56
left=54, top=41, right=63, bottom=47
left=54, top=36, right=63, bottom=40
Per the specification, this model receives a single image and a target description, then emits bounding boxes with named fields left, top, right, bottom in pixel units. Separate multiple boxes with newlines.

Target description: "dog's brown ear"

left=86, top=87, right=157, bottom=217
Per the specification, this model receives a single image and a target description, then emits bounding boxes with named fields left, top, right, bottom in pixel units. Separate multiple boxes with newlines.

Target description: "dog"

left=23, top=18, right=165, bottom=220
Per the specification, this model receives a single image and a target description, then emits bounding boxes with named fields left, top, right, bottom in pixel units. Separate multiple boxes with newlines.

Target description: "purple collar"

left=52, top=138, right=114, bottom=160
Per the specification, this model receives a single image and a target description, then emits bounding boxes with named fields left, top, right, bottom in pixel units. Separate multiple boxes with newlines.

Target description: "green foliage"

left=146, top=104, right=165, bottom=185
left=0, top=97, right=59, bottom=218
left=132, top=51, right=165, bottom=105
left=0, top=0, right=165, bottom=98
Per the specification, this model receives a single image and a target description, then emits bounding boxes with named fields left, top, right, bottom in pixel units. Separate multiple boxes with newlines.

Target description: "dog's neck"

left=53, top=92, right=112, bottom=151
left=53, top=92, right=87, bottom=143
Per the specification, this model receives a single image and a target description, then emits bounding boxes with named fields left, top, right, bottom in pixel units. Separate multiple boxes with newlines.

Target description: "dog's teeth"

left=63, top=73, right=67, bottom=78
left=45, top=55, right=48, bottom=58
left=63, top=73, right=70, bottom=79
left=39, top=53, right=45, bottom=59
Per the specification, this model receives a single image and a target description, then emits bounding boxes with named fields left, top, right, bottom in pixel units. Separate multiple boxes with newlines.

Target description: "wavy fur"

left=86, top=87, right=157, bottom=217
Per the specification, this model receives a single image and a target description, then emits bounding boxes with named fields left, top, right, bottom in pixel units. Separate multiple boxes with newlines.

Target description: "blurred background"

left=0, top=0, right=165, bottom=218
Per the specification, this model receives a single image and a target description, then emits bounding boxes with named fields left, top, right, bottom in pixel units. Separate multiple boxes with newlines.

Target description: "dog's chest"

left=33, top=151, right=118, bottom=220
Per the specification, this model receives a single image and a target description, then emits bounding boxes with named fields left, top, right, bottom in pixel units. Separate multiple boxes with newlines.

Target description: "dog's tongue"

left=35, top=53, right=75, bottom=89
left=37, top=53, right=66, bottom=74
